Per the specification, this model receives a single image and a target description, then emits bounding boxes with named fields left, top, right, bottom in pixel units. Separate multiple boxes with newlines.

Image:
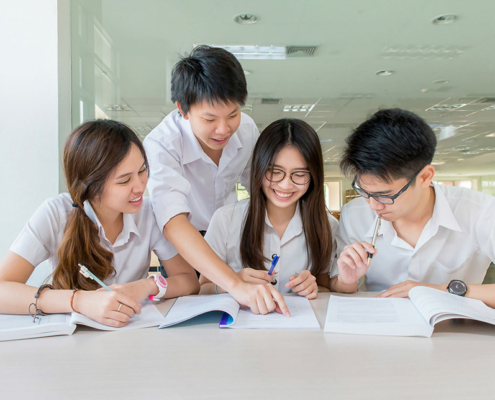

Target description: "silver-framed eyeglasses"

left=351, top=161, right=430, bottom=205
left=265, top=168, right=311, bottom=185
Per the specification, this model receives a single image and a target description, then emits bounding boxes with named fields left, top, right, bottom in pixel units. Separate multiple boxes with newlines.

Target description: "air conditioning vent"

left=476, top=98, right=495, bottom=104
left=261, top=98, right=281, bottom=105
left=286, top=45, right=318, bottom=57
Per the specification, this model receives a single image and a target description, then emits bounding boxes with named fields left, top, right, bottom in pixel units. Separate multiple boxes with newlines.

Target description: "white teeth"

left=274, top=190, right=292, bottom=198
left=130, top=196, right=142, bottom=202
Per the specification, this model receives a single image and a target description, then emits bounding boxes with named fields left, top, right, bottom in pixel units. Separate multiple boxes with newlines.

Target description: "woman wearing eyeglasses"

left=199, top=119, right=355, bottom=300
left=335, top=108, right=495, bottom=305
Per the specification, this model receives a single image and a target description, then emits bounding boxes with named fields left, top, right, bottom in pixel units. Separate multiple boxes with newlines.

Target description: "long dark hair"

left=240, top=119, right=332, bottom=275
left=53, top=119, right=148, bottom=290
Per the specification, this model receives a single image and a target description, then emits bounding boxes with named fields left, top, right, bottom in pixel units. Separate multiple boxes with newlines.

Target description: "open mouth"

left=129, top=196, right=143, bottom=206
left=272, top=189, right=294, bottom=201
left=212, top=137, right=228, bottom=145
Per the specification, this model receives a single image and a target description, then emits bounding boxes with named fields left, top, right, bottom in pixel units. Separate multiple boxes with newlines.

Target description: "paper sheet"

left=225, top=296, right=320, bottom=329
left=324, top=295, right=433, bottom=337
left=71, top=302, right=164, bottom=331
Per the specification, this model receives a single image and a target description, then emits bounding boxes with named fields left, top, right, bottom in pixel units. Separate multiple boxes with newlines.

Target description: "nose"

left=277, top=174, right=293, bottom=189
left=215, top=119, right=230, bottom=135
left=134, top=173, right=147, bottom=194
left=368, top=197, right=386, bottom=212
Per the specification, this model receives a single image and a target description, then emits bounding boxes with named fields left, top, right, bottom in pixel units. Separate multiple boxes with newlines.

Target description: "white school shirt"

left=205, top=200, right=339, bottom=293
left=143, top=110, right=259, bottom=232
left=9, top=193, right=178, bottom=285
left=335, top=183, right=495, bottom=291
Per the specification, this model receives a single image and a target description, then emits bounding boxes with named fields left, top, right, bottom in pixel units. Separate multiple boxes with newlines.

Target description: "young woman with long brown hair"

left=199, top=119, right=355, bottom=298
left=0, top=120, right=199, bottom=327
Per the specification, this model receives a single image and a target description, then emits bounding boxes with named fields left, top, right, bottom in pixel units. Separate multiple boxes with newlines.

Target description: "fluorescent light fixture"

left=283, top=104, right=316, bottom=112
left=431, top=161, right=445, bottom=165
left=485, top=133, right=495, bottom=137
left=209, top=45, right=286, bottom=60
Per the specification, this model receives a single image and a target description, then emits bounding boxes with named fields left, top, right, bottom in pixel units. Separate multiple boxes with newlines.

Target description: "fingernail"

left=284, top=312, right=290, bottom=317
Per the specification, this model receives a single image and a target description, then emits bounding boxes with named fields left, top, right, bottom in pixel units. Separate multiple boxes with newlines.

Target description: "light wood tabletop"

left=1, top=292, right=494, bottom=400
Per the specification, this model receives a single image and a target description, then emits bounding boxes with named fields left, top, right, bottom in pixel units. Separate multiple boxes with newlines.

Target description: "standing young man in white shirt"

left=144, top=46, right=289, bottom=316
left=334, top=108, right=495, bottom=304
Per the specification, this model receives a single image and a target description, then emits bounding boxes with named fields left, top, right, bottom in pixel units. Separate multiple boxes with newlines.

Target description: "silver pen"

left=367, top=215, right=382, bottom=266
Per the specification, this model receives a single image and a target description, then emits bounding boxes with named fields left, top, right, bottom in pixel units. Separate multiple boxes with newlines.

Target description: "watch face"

left=156, top=275, right=168, bottom=288
left=449, top=280, right=467, bottom=295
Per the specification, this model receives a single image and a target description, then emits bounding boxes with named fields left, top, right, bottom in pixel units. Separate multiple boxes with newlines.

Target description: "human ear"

left=419, top=165, right=435, bottom=188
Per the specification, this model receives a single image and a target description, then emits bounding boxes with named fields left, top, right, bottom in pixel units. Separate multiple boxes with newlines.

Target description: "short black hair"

left=171, top=45, right=247, bottom=114
left=340, top=108, right=437, bottom=183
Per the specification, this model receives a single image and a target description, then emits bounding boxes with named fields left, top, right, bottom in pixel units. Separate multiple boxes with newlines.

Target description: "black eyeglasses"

left=265, top=168, right=311, bottom=185
left=351, top=161, right=430, bottom=205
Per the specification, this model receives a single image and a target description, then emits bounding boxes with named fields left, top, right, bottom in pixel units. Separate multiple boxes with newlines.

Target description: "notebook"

left=0, top=302, right=164, bottom=342
left=159, top=294, right=320, bottom=329
left=324, top=286, right=495, bottom=337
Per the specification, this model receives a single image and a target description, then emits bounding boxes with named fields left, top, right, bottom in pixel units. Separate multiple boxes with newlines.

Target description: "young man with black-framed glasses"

left=332, top=108, right=495, bottom=307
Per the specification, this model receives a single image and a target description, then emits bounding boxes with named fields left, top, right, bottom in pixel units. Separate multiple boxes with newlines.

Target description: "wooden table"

left=1, top=292, right=494, bottom=399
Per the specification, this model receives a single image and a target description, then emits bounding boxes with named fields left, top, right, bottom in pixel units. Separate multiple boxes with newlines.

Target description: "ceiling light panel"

left=209, top=45, right=286, bottom=60
left=380, top=45, right=466, bottom=60
left=283, top=104, right=315, bottom=112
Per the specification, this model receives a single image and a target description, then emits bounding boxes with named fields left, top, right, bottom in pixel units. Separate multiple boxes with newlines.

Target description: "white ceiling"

left=78, top=0, right=495, bottom=177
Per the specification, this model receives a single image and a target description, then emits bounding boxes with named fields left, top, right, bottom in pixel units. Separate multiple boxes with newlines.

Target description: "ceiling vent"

left=261, top=98, right=281, bottom=105
left=475, top=98, right=495, bottom=104
left=286, top=45, right=318, bottom=57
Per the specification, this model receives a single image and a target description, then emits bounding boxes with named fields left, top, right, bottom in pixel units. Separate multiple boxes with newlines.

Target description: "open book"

left=0, top=303, right=164, bottom=342
left=159, top=294, right=320, bottom=329
left=324, top=286, right=495, bottom=337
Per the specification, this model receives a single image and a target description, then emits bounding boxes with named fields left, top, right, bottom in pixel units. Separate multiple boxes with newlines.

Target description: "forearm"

left=329, top=275, right=358, bottom=293
left=465, top=284, right=495, bottom=308
left=0, top=281, right=73, bottom=314
left=198, top=275, right=226, bottom=295
left=163, top=215, right=242, bottom=291
left=164, top=273, right=200, bottom=298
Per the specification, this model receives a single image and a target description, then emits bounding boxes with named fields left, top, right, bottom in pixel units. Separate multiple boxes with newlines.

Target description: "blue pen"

left=268, top=255, right=280, bottom=285
left=78, top=264, right=111, bottom=291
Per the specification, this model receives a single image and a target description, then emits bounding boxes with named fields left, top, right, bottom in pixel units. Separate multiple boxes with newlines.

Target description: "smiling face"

left=178, top=100, right=241, bottom=152
left=92, top=143, right=148, bottom=217
left=262, top=145, right=311, bottom=210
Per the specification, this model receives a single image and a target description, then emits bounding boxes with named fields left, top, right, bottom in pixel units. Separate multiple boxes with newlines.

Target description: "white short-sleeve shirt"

left=143, top=110, right=259, bottom=232
left=9, top=193, right=178, bottom=285
left=205, top=200, right=339, bottom=293
left=335, top=183, right=495, bottom=291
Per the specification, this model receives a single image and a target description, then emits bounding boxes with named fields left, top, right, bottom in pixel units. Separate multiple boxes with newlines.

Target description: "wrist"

left=147, top=276, right=159, bottom=296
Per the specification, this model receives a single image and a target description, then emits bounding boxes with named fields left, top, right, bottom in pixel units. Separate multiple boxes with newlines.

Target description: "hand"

left=337, top=241, right=376, bottom=284
left=376, top=280, right=445, bottom=298
left=237, top=268, right=274, bottom=285
left=230, top=281, right=291, bottom=317
left=285, top=271, right=318, bottom=299
left=103, top=279, right=156, bottom=303
left=75, top=290, right=142, bottom=328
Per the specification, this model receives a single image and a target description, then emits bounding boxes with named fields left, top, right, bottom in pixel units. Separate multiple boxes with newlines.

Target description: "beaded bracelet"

left=28, top=284, right=55, bottom=323
left=215, top=284, right=219, bottom=294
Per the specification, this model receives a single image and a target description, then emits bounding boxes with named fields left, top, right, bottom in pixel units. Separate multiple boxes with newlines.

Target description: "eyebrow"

left=273, top=164, right=309, bottom=171
left=204, top=106, right=239, bottom=117
left=115, top=162, right=146, bottom=180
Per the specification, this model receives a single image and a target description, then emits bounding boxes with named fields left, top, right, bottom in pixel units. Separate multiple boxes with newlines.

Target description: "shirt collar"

left=180, top=113, right=205, bottom=165
left=430, top=183, right=462, bottom=232
left=265, top=202, right=304, bottom=244
left=83, top=200, right=141, bottom=247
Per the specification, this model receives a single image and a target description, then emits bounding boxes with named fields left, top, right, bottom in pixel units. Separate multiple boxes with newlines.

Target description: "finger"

left=270, top=287, right=290, bottom=317
left=115, top=293, right=141, bottom=315
left=360, top=241, right=376, bottom=254
left=107, top=311, right=130, bottom=325
left=100, top=318, right=127, bottom=328
left=256, top=291, right=269, bottom=315
left=377, top=287, right=406, bottom=298
left=249, top=300, right=260, bottom=315
left=289, top=275, right=297, bottom=281
left=306, top=288, right=318, bottom=300
left=297, top=283, right=318, bottom=297
left=118, top=304, right=135, bottom=318
left=339, top=255, right=357, bottom=270
left=290, top=279, right=314, bottom=293
left=261, top=290, right=277, bottom=314
left=346, top=247, right=367, bottom=268
left=285, top=274, right=305, bottom=289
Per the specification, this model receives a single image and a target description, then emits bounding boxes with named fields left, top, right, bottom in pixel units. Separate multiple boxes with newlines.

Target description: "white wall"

left=0, top=0, right=70, bottom=258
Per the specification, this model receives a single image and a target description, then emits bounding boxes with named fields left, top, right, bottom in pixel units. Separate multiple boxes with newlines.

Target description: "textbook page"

left=324, top=295, right=433, bottom=337
left=0, top=313, right=74, bottom=342
left=223, top=295, right=320, bottom=329
left=70, top=302, right=163, bottom=331
left=159, top=294, right=240, bottom=328
left=409, top=286, right=495, bottom=326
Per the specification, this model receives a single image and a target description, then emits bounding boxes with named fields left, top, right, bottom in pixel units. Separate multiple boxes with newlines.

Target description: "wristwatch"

left=447, top=279, right=467, bottom=297
left=148, top=274, right=168, bottom=301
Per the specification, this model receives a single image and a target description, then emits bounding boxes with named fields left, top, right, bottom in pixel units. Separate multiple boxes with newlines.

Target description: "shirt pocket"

left=422, top=255, right=474, bottom=285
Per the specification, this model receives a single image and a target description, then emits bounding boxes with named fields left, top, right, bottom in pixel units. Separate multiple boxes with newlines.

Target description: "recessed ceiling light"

left=432, top=14, right=459, bottom=25
left=233, top=14, right=259, bottom=25
left=376, top=70, right=394, bottom=76
left=432, top=80, right=449, bottom=85
left=209, top=45, right=285, bottom=60
left=243, top=70, right=252, bottom=75
left=421, top=89, right=430, bottom=93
